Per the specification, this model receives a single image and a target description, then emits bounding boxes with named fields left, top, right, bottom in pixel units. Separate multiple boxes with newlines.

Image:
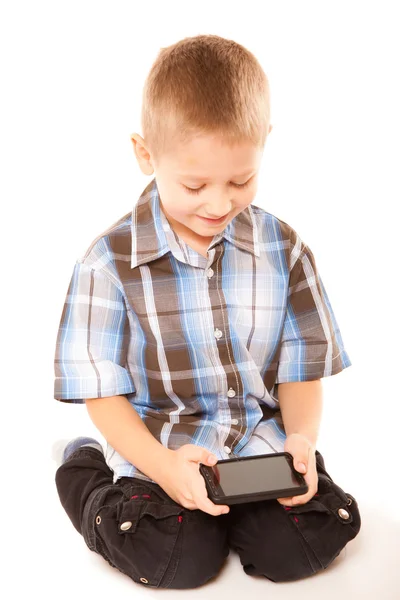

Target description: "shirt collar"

left=130, top=177, right=260, bottom=269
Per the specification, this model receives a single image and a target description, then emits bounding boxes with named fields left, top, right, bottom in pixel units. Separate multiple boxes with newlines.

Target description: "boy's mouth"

left=197, top=213, right=229, bottom=225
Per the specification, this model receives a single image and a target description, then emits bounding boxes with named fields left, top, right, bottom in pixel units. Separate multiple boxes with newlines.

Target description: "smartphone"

left=199, top=452, right=308, bottom=505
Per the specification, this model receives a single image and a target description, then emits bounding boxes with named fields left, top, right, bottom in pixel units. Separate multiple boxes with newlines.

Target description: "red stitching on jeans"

left=284, top=506, right=292, bottom=511
left=178, top=516, right=183, bottom=523
left=130, top=494, right=151, bottom=499
left=294, top=516, right=299, bottom=523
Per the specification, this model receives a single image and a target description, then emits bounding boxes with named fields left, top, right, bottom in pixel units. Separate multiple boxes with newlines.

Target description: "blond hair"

left=141, top=34, right=271, bottom=164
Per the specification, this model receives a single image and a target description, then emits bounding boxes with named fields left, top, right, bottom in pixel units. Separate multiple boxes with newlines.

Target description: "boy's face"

left=131, top=128, right=271, bottom=243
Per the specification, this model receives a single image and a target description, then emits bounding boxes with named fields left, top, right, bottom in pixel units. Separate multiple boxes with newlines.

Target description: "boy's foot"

left=51, top=436, right=104, bottom=466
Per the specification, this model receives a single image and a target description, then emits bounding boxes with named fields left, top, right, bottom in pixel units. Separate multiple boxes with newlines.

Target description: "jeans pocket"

left=286, top=481, right=361, bottom=570
left=94, top=497, right=184, bottom=587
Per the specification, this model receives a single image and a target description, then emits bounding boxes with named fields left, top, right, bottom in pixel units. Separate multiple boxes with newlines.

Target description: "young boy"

left=53, top=34, right=361, bottom=589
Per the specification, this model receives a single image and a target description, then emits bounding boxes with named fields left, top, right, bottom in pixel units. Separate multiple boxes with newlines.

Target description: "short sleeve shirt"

left=54, top=178, right=352, bottom=483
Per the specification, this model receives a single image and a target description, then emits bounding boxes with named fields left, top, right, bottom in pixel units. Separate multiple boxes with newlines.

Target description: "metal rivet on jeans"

left=347, top=497, right=353, bottom=505
left=140, top=578, right=149, bottom=584
left=338, top=508, right=350, bottom=520
left=96, top=516, right=101, bottom=525
left=120, top=521, right=133, bottom=531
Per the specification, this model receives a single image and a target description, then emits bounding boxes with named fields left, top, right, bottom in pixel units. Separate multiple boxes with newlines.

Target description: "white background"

left=1, top=1, right=399, bottom=598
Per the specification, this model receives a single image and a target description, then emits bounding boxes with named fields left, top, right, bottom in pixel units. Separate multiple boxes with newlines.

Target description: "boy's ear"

left=130, top=133, right=154, bottom=176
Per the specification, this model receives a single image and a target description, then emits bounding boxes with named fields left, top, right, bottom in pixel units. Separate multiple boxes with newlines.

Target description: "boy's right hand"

left=156, top=444, right=230, bottom=517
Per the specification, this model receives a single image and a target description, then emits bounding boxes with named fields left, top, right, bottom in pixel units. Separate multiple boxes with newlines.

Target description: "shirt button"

left=227, top=388, right=236, bottom=398
left=224, top=446, right=232, bottom=454
left=214, top=328, right=223, bottom=339
left=120, top=521, right=133, bottom=531
left=207, top=268, right=214, bottom=278
left=231, top=419, right=239, bottom=425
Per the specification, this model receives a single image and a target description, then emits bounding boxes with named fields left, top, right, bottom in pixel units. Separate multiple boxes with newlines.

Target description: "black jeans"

left=55, top=447, right=361, bottom=589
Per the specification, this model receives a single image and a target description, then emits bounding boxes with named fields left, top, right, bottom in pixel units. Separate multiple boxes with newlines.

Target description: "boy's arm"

left=85, top=382, right=322, bottom=482
left=85, top=395, right=173, bottom=482
left=277, top=380, right=323, bottom=447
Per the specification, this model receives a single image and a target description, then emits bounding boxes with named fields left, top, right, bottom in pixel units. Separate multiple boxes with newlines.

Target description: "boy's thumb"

left=189, top=446, right=217, bottom=465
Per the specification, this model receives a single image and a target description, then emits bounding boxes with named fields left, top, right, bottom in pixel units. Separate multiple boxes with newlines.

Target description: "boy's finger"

left=291, top=492, right=311, bottom=505
left=277, top=497, right=294, bottom=506
left=191, top=473, right=229, bottom=516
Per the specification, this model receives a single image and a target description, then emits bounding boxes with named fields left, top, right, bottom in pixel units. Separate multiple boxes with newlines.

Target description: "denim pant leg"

left=112, top=477, right=231, bottom=589
left=226, top=449, right=362, bottom=583
left=55, top=448, right=230, bottom=589
left=55, top=446, right=116, bottom=536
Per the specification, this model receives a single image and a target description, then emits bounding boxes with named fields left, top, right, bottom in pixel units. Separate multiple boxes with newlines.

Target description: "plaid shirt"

left=54, top=178, right=351, bottom=483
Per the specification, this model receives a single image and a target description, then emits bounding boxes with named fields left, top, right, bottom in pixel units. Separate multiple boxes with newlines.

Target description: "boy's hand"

left=277, top=433, right=318, bottom=507
left=156, top=444, right=230, bottom=517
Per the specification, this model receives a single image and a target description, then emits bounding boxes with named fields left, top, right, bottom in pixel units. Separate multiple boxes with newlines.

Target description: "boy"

left=53, top=34, right=361, bottom=589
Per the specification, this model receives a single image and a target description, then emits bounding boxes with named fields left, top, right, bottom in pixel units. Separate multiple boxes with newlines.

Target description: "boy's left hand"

left=277, top=433, right=318, bottom=507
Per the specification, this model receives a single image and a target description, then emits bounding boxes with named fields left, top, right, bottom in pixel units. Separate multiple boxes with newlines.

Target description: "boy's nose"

left=203, top=201, right=233, bottom=219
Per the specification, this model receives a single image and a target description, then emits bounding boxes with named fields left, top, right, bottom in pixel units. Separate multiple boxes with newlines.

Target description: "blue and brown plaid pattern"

left=54, top=178, right=351, bottom=483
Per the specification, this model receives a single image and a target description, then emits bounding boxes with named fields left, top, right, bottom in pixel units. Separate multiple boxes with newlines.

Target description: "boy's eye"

left=183, top=180, right=251, bottom=195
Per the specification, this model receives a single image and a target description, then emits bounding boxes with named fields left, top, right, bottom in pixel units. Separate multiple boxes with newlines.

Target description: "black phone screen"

left=211, top=454, right=300, bottom=496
